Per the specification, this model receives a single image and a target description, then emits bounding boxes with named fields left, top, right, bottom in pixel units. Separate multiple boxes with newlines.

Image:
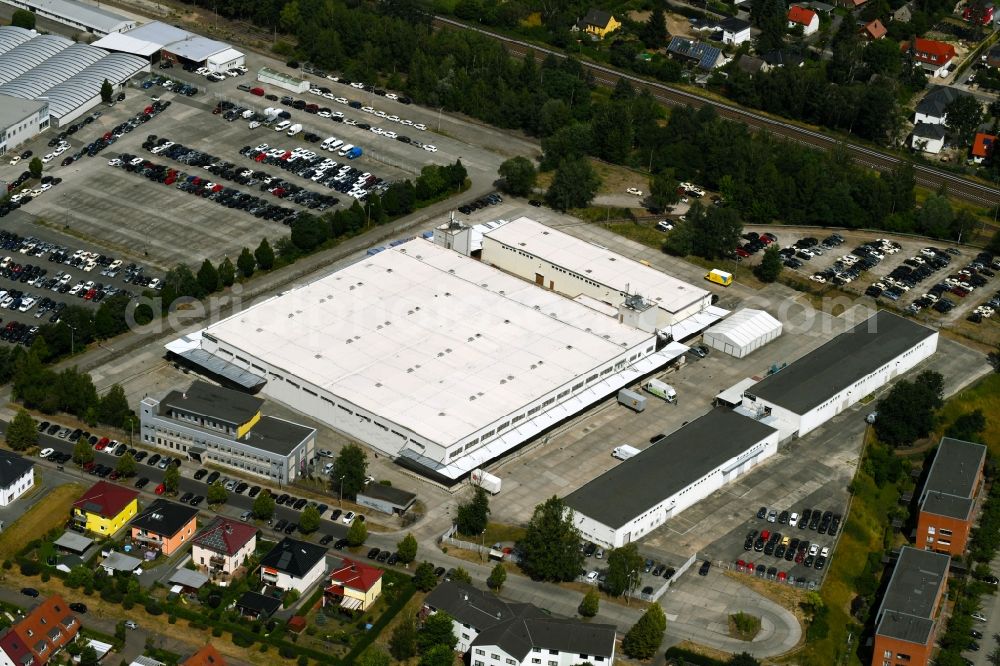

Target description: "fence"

left=439, top=524, right=497, bottom=559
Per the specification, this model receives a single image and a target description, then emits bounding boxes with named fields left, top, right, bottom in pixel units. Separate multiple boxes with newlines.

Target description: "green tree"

left=518, top=496, right=584, bottom=582
left=163, top=464, right=180, bottom=494
left=357, top=647, right=391, bottom=666
left=649, top=171, right=679, bottom=211
left=456, top=486, right=490, bottom=536
left=217, top=257, right=236, bottom=288
left=347, top=517, right=368, bottom=546
left=332, top=443, right=367, bottom=500
left=5, top=408, right=37, bottom=451
left=28, top=156, right=42, bottom=178
left=413, top=562, right=438, bottom=592
left=66, top=565, right=94, bottom=588
left=115, top=453, right=136, bottom=478
left=72, top=439, right=94, bottom=466
left=79, top=645, right=99, bottom=666
left=11, top=9, right=35, bottom=29
left=197, top=259, right=219, bottom=294
left=498, top=156, right=537, bottom=197
left=389, top=616, right=418, bottom=659
left=397, top=533, right=418, bottom=564
left=694, top=206, right=743, bottom=259
left=946, top=95, right=984, bottom=147
left=100, top=79, right=113, bottom=104
left=254, top=238, right=275, bottom=271
left=641, top=3, right=668, bottom=47
left=450, top=567, right=472, bottom=584
left=299, top=505, right=321, bottom=533
left=728, top=653, right=762, bottom=666
left=418, top=611, right=458, bottom=651
left=96, top=384, right=132, bottom=428
left=236, top=248, right=256, bottom=278
left=579, top=588, right=600, bottom=617
left=622, top=604, right=667, bottom=659
left=418, top=645, right=456, bottom=666
left=253, top=491, right=276, bottom=520
left=291, top=214, right=330, bottom=252
left=946, top=410, right=987, bottom=443
left=487, top=563, right=507, bottom=591
left=875, top=370, right=944, bottom=446
left=207, top=481, right=228, bottom=505
left=754, top=245, right=783, bottom=283
left=604, top=543, right=644, bottom=597
left=545, top=158, right=601, bottom=211
left=915, top=195, right=955, bottom=239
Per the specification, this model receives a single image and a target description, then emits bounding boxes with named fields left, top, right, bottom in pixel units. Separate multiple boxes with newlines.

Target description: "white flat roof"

left=163, top=35, right=230, bottom=61
left=203, top=240, right=652, bottom=447
left=91, top=32, right=162, bottom=57
left=207, top=47, right=243, bottom=64
left=483, top=217, right=710, bottom=314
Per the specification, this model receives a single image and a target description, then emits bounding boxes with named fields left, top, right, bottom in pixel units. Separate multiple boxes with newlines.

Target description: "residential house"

left=0, top=451, right=33, bottom=506
left=862, top=19, right=886, bottom=39
left=736, top=54, right=767, bottom=75
left=235, top=591, right=281, bottom=620
left=101, top=551, right=143, bottom=576
left=916, top=437, right=987, bottom=555
left=181, top=644, right=225, bottom=666
left=717, top=17, right=752, bottom=45
left=871, top=547, right=950, bottom=666
left=0, top=595, right=80, bottom=666
left=902, top=38, right=957, bottom=78
left=963, top=2, right=994, bottom=24
left=788, top=6, right=820, bottom=35
left=191, top=517, right=257, bottom=576
left=666, top=37, right=725, bottom=70
left=911, top=123, right=947, bottom=154
left=914, top=86, right=970, bottom=125
left=72, top=480, right=139, bottom=535
left=762, top=50, right=805, bottom=68
left=575, top=9, right=621, bottom=39
left=324, top=559, right=383, bottom=612
left=837, top=0, right=866, bottom=8
left=972, top=132, right=997, bottom=164
left=423, top=581, right=617, bottom=666
left=894, top=2, right=913, bottom=21
left=259, top=537, right=328, bottom=594
left=130, top=499, right=198, bottom=556
left=987, top=44, right=1000, bottom=68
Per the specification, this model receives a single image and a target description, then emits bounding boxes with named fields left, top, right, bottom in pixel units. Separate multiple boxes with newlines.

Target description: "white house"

left=423, top=581, right=616, bottom=665
left=259, top=537, right=327, bottom=594
left=717, top=17, right=752, bottom=44
left=191, top=517, right=258, bottom=577
left=787, top=6, right=820, bottom=35
left=914, top=86, right=971, bottom=125
left=0, top=452, right=33, bottom=506
left=912, top=123, right=947, bottom=154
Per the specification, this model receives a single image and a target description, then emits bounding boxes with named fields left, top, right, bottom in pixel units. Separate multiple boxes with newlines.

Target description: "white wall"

left=207, top=53, right=245, bottom=73
left=723, top=27, right=750, bottom=44
left=914, top=111, right=945, bottom=125
left=912, top=134, right=945, bottom=154
left=262, top=556, right=326, bottom=594
left=193, top=535, right=255, bottom=574
left=0, top=105, right=48, bottom=156
left=451, top=618, right=614, bottom=666
left=257, top=71, right=309, bottom=93
left=0, top=467, right=33, bottom=506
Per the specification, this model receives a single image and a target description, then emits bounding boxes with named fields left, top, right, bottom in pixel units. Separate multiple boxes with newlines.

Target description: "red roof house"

left=972, top=133, right=997, bottom=163
left=324, top=559, right=384, bottom=612
left=73, top=480, right=139, bottom=519
left=191, top=517, right=258, bottom=575
left=862, top=19, right=887, bottom=39
left=0, top=595, right=80, bottom=666
left=902, top=38, right=957, bottom=76
left=181, top=644, right=226, bottom=666
left=788, top=6, right=819, bottom=34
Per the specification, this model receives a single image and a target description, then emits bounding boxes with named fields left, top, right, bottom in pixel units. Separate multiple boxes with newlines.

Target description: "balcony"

left=209, top=555, right=226, bottom=569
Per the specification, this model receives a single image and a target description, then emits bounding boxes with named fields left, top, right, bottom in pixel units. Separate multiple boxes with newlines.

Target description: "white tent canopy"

left=703, top=308, right=782, bottom=358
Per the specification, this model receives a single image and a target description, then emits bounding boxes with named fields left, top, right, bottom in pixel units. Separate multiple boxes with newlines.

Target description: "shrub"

left=144, top=600, right=163, bottom=616
left=19, top=560, right=39, bottom=576
left=168, top=615, right=177, bottom=624
left=259, top=644, right=269, bottom=653
left=232, top=632, right=254, bottom=647
left=212, top=628, right=223, bottom=638
left=41, top=571, right=50, bottom=582
left=297, top=657, right=309, bottom=666
left=280, top=646, right=296, bottom=659
left=2, top=560, right=11, bottom=570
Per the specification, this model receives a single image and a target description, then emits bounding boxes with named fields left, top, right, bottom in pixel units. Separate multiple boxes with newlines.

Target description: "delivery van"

left=706, top=269, right=733, bottom=287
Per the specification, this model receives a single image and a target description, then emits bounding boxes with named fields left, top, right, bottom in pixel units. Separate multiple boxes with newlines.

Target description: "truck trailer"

left=617, top=389, right=646, bottom=412
left=471, top=468, right=502, bottom=494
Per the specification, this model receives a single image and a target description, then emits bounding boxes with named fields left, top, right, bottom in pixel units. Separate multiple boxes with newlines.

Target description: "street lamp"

left=626, top=568, right=638, bottom=606
left=67, top=324, right=77, bottom=355
left=339, top=474, right=345, bottom=508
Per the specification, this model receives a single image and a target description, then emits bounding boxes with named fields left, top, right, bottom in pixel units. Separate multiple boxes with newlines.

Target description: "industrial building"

left=740, top=311, right=937, bottom=439
left=916, top=437, right=986, bottom=556
left=257, top=66, right=309, bottom=93
left=139, top=381, right=316, bottom=484
left=92, top=21, right=243, bottom=72
left=0, top=0, right=135, bottom=36
left=0, top=95, right=48, bottom=156
left=565, top=409, right=779, bottom=548
left=190, top=238, right=690, bottom=481
left=0, top=26, right=148, bottom=127
left=702, top=308, right=782, bottom=358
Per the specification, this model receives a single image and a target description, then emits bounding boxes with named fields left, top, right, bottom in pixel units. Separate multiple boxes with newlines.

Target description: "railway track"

left=434, top=15, right=1000, bottom=210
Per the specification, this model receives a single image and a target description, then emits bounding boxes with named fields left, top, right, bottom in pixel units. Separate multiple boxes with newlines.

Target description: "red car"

left=95, top=437, right=110, bottom=450
left=83, top=288, right=97, bottom=301
left=250, top=87, right=265, bottom=96
left=82, top=461, right=96, bottom=471
left=154, top=483, right=166, bottom=495
left=735, top=248, right=750, bottom=258
left=735, top=560, right=746, bottom=572
left=760, top=529, right=770, bottom=541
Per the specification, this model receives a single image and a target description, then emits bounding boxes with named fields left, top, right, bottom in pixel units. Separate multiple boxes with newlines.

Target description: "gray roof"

left=130, top=498, right=198, bottom=537
left=9, top=0, right=132, bottom=33
left=762, top=49, right=804, bottom=67
left=920, top=437, right=986, bottom=520
left=161, top=35, right=229, bottom=61
left=168, top=568, right=208, bottom=589
left=0, top=26, right=35, bottom=56
left=424, top=581, right=615, bottom=660
left=917, top=86, right=970, bottom=118
left=0, top=43, right=106, bottom=99
left=358, top=484, right=417, bottom=508
left=130, top=656, right=166, bottom=666
left=717, top=16, right=751, bottom=32
left=240, top=416, right=314, bottom=456
left=260, top=537, right=326, bottom=578
left=160, top=380, right=263, bottom=427
left=236, top=590, right=281, bottom=617
left=912, top=122, right=948, bottom=140
left=102, top=551, right=142, bottom=571
left=667, top=36, right=722, bottom=70
left=173, top=348, right=266, bottom=390
left=53, top=531, right=93, bottom=553
left=875, top=547, right=950, bottom=645
left=0, top=34, right=74, bottom=85
left=564, top=409, right=777, bottom=529
left=118, top=21, right=190, bottom=46
left=579, top=8, right=615, bottom=29
left=745, top=311, right=935, bottom=415
left=0, top=450, right=32, bottom=489
left=736, top=54, right=766, bottom=74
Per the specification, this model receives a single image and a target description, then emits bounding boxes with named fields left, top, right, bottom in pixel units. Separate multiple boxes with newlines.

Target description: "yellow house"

left=324, top=559, right=383, bottom=612
left=577, top=9, right=621, bottom=39
left=72, top=481, right=139, bottom=535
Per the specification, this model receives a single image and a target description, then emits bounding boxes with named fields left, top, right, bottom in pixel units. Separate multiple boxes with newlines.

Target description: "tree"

left=419, top=645, right=456, bottom=666
left=915, top=194, right=955, bottom=239
left=357, top=647, right=391, bottom=666
left=728, top=653, right=762, bottom=666
left=291, top=214, right=330, bottom=252
left=163, top=464, right=180, bottom=494
left=754, top=245, right=783, bottom=283
left=100, top=79, right=113, bottom=105
left=545, top=158, right=601, bottom=211
left=197, top=259, right=219, bottom=294
left=72, top=439, right=94, bottom=465
left=622, top=604, right=667, bottom=659
left=236, top=248, right=256, bottom=278
left=648, top=171, right=679, bottom=211
left=418, top=611, right=458, bottom=651
left=498, top=156, right=537, bottom=197
left=255, top=238, right=275, bottom=271
left=605, top=543, right=644, bottom=597
left=218, top=257, right=236, bottom=288
left=66, top=565, right=94, bottom=588
left=641, top=3, right=668, bottom=47
left=6, top=408, right=37, bottom=451
left=450, top=567, right=472, bottom=584
left=79, top=645, right=99, bottom=666
left=115, top=453, right=136, bottom=478
left=389, top=616, right=418, bottom=660
left=413, top=562, right=437, bottom=592
left=946, top=409, right=987, bottom=443
left=695, top=206, right=743, bottom=259
left=253, top=491, right=276, bottom=520
left=397, top=533, right=418, bottom=564
left=487, top=563, right=507, bottom=591
left=946, top=95, right=984, bottom=147
left=28, top=156, right=42, bottom=179
left=97, top=384, right=132, bottom=429
left=456, top=486, right=490, bottom=536
left=579, top=588, right=600, bottom=617
left=347, top=516, right=368, bottom=546
left=518, top=496, right=584, bottom=582
left=299, top=505, right=321, bottom=533
left=11, top=9, right=35, bottom=29
left=207, top=481, right=228, bottom=505
left=875, top=370, right=944, bottom=446
left=332, top=443, right=367, bottom=500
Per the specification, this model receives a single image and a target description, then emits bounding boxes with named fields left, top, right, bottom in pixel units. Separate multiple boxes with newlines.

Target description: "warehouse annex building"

left=0, top=94, right=48, bottom=156
left=702, top=308, right=781, bottom=358
left=189, top=238, right=691, bottom=482
left=0, top=0, right=135, bottom=36
left=739, top=311, right=937, bottom=440
left=0, top=26, right=148, bottom=127
left=565, top=408, right=779, bottom=548
left=93, top=21, right=244, bottom=72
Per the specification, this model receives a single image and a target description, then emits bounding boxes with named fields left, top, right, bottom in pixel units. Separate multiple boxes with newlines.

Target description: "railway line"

left=434, top=15, right=1000, bottom=210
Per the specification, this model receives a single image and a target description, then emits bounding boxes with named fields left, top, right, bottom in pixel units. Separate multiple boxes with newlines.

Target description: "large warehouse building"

left=0, top=26, right=148, bottom=127
left=0, top=94, right=48, bottom=156
left=0, top=0, right=135, bottom=36
left=565, top=409, right=779, bottom=548
left=93, top=21, right=244, bottom=72
left=190, top=238, right=690, bottom=481
left=740, top=311, right=937, bottom=439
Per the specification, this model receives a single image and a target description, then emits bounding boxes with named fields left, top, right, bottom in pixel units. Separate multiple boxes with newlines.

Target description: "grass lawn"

left=456, top=522, right=526, bottom=546
left=0, top=482, right=84, bottom=561
left=936, top=373, right=1000, bottom=457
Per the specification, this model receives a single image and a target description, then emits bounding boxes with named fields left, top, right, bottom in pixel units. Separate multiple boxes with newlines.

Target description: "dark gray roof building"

left=578, top=8, right=615, bottom=29
left=917, top=86, right=970, bottom=119
left=667, top=36, right=723, bottom=70
left=130, top=499, right=198, bottom=537
left=920, top=437, right=986, bottom=520
left=875, top=547, right=950, bottom=646
left=913, top=123, right=948, bottom=141
left=0, top=450, right=33, bottom=490
left=235, top=591, right=281, bottom=618
left=357, top=484, right=417, bottom=515
left=717, top=16, right=751, bottom=32
left=242, top=416, right=315, bottom=456
left=260, top=537, right=327, bottom=578
left=159, top=381, right=263, bottom=428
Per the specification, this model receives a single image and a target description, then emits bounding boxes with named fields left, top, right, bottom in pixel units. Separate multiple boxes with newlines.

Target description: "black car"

left=284, top=522, right=298, bottom=534
left=293, top=498, right=308, bottom=510
left=248, top=485, right=261, bottom=498
left=778, top=510, right=790, bottom=525
left=972, top=629, right=984, bottom=639
left=235, top=482, right=249, bottom=494
left=135, top=477, right=149, bottom=489
left=434, top=567, right=446, bottom=577
left=274, top=519, right=288, bottom=531
left=69, top=602, right=87, bottom=613
left=698, top=560, right=711, bottom=576
left=190, top=496, right=204, bottom=506
left=147, top=454, right=161, bottom=467
left=134, top=451, right=147, bottom=462
left=277, top=493, right=290, bottom=505
left=814, top=555, right=826, bottom=570
left=367, top=547, right=380, bottom=559
left=21, top=588, right=39, bottom=597
left=828, top=514, right=841, bottom=536
left=799, top=509, right=812, bottom=530
left=387, top=552, right=399, bottom=565
left=743, top=534, right=755, bottom=551
left=179, top=492, right=194, bottom=503
left=377, top=550, right=390, bottom=563
left=330, top=509, right=342, bottom=521
left=756, top=506, right=767, bottom=520
left=808, top=511, right=822, bottom=530
left=193, top=469, right=208, bottom=480
left=319, top=534, right=334, bottom=546
left=334, top=538, right=349, bottom=550
left=206, top=471, right=220, bottom=484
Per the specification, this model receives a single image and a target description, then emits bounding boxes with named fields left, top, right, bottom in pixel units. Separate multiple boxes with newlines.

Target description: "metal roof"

left=173, top=348, right=266, bottom=390
left=704, top=309, right=782, bottom=348
left=920, top=437, right=986, bottom=520
left=0, top=43, right=105, bottom=99
left=117, top=20, right=189, bottom=47
left=7, top=0, right=133, bottom=33
left=0, top=34, right=74, bottom=86
left=89, top=32, right=162, bottom=57
left=0, top=26, right=34, bottom=56
left=40, top=52, right=147, bottom=118
left=875, top=547, right=950, bottom=645
left=162, top=35, right=229, bottom=61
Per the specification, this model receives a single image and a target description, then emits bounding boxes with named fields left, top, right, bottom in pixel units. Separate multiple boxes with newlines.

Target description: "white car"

left=384, top=131, right=397, bottom=139
left=39, top=448, right=54, bottom=458
left=626, top=187, right=643, bottom=196
left=39, top=183, right=51, bottom=192
left=423, top=144, right=438, bottom=152
left=788, top=512, right=799, bottom=527
left=342, top=511, right=356, bottom=524
left=9, top=156, right=20, bottom=166
left=972, top=612, right=988, bottom=623
left=820, top=547, right=829, bottom=557
left=42, top=153, right=55, bottom=163
left=808, top=543, right=819, bottom=556
left=161, top=80, right=173, bottom=88
left=361, top=106, right=375, bottom=113
left=585, top=571, right=598, bottom=582
left=318, top=111, right=331, bottom=118
left=413, top=123, right=427, bottom=131
left=335, top=97, right=348, bottom=104
left=400, top=119, right=413, bottom=126
left=309, top=87, right=323, bottom=95
left=656, top=220, right=673, bottom=232
left=350, top=82, right=365, bottom=89
left=375, top=110, right=387, bottom=118
left=249, top=121, right=261, bottom=129
left=385, top=93, right=399, bottom=100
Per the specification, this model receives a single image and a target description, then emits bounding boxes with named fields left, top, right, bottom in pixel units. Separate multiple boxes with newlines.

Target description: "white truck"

left=643, top=378, right=676, bottom=403
left=471, top=468, right=501, bottom=494
left=286, top=123, right=303, bottom=137
left=241, top=109, right=254, bottom=119
left=273, top=119, right=291, bottom=132
left=612, top=445, right=641, bottom=461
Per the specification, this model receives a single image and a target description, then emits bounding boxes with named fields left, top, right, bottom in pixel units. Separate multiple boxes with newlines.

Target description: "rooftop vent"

left=256, top=328, right=263, bottom=332
left=314, top=354, right=322, bottom=359
left=375, top=382, right=382, bottom=388
left=449, top=269, right=455, bottom=274
left=407, top=368, right=414, bottom=373
left=438, top=412, right=446, bottom=416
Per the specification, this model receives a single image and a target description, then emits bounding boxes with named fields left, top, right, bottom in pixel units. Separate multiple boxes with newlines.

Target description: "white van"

left=337, top=143, right=354, bottom=157
left=286, top=123, right=303, bottom=137
left=273, top=120, right=291, bottom=132
left=321, top=137, right=337, bottom=150
left=328, top=139, right=343, bottom=151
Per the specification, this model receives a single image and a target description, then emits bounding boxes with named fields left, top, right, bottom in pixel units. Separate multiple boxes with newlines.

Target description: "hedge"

left=664, top=647, right=727, bottom=666
left=341, top=571, right=416, bottom=664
